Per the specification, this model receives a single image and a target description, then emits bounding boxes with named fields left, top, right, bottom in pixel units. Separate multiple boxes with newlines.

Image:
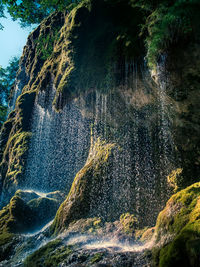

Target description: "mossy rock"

left=140, top=227, right=155, bottom=243
left=0, top=91, right=36, bottom=202
left=15, top=190, right=40, bottom=202
left=20, top=0, right=145, bottom=111
left=0, top=111, right=15, bottom=164
left=52, top=0, right=145, bottom=110
left=23, top=239, right=66, bottom=267
left=154, top=182, right=200, bottom=267
left=90, top=252, right=104, bottom=264
left=0, top=189, right=64, bottom=262
left=67, top=217, right=102, bottom=234
left=0, top=189, right=64, bottom=239
left=28, top=196, right=61, bottom=227
left=0, top=232, right=17, bottom=262
left=120, top=212, right=138, bottom=235
left=46, top=191, right=65, bottom=202
left=0, top=193, right=35, bottom=261
left=51, top=138, right=115, bottom=234
left=0, top=195, right=35, bottom=235
left=24, top=239, right=82, bottom=267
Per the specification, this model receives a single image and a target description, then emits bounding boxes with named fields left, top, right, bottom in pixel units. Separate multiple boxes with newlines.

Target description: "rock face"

left=0, top=0, right=178, bottom=227
left=0, top=189, right=64, bottom=234
left=153, top=182, right=200, bottom=267
left=51, top=138, right=116, bottom=234
left=153, top=42, right=200, bottom=190
left=0, top=189, right=64, bottom=262
left=0, top=0, right=200, bottom=266
left=0, top=91, right=36, bottom=204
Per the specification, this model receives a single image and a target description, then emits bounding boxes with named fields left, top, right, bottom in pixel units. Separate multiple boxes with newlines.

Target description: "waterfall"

left=7, top=59, right=29, bottom=115
left=156, top=55, right=178, bottom=199
left=21, top=59, right=177, bottom=226
left=24, top=85, right=90, bottom=193
left=7, top=82, right=21, bottom=114
left=81, top=60, right=178, bottom=226
left=1, top=61, right=180, bottom=267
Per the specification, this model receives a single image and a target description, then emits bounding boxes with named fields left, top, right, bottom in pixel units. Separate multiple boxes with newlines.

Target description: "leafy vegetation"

left=1, top=0, right=199, bottom=70
left=1, top=0, right=82, bottom=27
left=131, top=0, right=200, bottom=68
left=36, top=28, right=60, bottom=60
left=0, top=2, right=5, bottom=30
left=0, top=57, right=19, bottom=127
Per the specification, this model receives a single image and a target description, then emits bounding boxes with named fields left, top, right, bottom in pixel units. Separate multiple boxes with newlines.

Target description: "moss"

left=36, top=28, right=60, bottom=61
left=5, top=132, right=32, bottom=183
left=93, top=218, right=101, bottom=227
left=0, top=232, right=14, bottom=247
left=0, top=232, right=16, bottom=262
left=27, top=196, right=60, bottom=227
left=0, top=190, right=63, bottom=237
left=90, top=252, right=103, bottom=264
left=24, top=240, right=75, bottom=267
left=120, top=212, right=138, bottom=234
left=140, top=227, right=155, bottom=242
left=67, top=217, right=102, bottom=235
left=0, top=91, right=36, bottom=199
left=26, top=0, right=145, bottom=111
left=46, top=191, right=65, bottom=202
left=44, top=245, right=73, bottom=267
left=2, top=195, right=39, bottom=234
left=54, top=0, right=144, bottom=108
left=0, top=193, right=37, bottom=261
left=159, top=228, right=200, bottom=267
left=0, top=111, right=15, bottom=162
left=133, top=1, right=200, bottom=69
left=0, top=105, right=7, bottom=128
left=167, top=168, right=183, bottom=192
left=51, top=138, right=115, bottom=234
left=0, top=188, right=65, bottom=262
left=24, top=239, right=65, bottom=267
left=135, top=227, right=148, bottom=240
left=14, top=189, right=39, bottom=202
left=154, top=182, right=200, bottom=266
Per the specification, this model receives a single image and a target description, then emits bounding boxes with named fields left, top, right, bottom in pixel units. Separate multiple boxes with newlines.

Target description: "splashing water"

left=25, top=219, right=54, bottom=237
left=83, top=237, right=154, bottom=253
left=21, top=189, right=48, bottom=198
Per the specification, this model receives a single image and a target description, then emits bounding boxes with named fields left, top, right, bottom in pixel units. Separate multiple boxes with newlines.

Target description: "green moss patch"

left=0, top=91, right=36, bottom=199
left=24, top=239, right=64, bottom=267
left=90, top=252, right=103, bottom=264
left=154, top=182, right=200, bottom=266
left=0, top=189, right=64, bottom=262
left=51, top=138, right=115, bottom=234
left=120, top=213, right=138, bottom=235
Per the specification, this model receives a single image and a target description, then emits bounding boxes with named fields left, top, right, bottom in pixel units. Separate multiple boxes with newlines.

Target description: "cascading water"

left=7, top=82, right=21, bottom=114
left=7, top=58, right=30, bottom=115
left=156, top=55, right=178, bottom=199
left=1, top=61, right=179, bottom=267
left=18, top=56, right=178, bottom=228
left=24, top=85, right=90, bottom=193
left=77, top=61, right=178, bottom=226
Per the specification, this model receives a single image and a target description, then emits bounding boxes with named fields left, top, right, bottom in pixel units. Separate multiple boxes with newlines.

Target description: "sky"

left=0, top=12, right=36, bottom=68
